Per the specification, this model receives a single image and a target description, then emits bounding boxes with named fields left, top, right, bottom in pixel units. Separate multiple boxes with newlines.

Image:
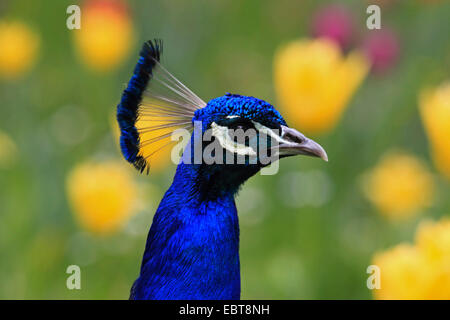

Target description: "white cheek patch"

left=251, top=121, right=286, bottom=144
left=211, top=120, right=290, bottom=157
left=211, top=122, right=257, bottom=156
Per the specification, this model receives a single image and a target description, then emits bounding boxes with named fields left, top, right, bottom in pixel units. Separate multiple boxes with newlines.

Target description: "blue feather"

left=130, top=161, right=241, bottom=299
left=194, top=93, right=287, bottom=131
left=117, top=39, right=163, bottom=173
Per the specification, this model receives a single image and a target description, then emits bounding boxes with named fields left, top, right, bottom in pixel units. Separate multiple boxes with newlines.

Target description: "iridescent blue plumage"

left=130, top=161, right=241, bottom=299
left=117, top=40, right=162, bottom=172
left=129, top=94, right=280, bottom=299
left=194, top=93, right=287, bottom=131
left=119, top=40, right=327, bottom=300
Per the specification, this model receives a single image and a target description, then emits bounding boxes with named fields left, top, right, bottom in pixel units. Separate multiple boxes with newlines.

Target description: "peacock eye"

left=227, top=118, right=255, bottom=131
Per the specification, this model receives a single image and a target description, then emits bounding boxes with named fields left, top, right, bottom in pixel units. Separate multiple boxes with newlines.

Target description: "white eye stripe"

left=210, top=120, right=287, bottom=157
left=251, top=121, right=288, bottom=144
left=211, top=122, right=257, bottom=156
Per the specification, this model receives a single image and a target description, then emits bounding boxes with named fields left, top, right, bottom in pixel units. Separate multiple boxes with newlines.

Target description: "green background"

left=0, top=0, right=449, bottom=299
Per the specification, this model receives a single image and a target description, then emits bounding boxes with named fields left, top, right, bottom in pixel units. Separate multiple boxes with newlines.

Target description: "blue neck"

left=131, top=162, right=245, bottom=299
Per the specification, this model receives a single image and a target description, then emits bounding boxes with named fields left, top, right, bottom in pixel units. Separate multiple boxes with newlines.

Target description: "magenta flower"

left=363, top=28, right=400, bottom=74
left=311, top=4, right=354, bottom=49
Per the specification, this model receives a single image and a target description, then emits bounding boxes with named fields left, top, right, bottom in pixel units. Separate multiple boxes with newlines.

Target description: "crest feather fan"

left=116, top=39, right=206, bottom=173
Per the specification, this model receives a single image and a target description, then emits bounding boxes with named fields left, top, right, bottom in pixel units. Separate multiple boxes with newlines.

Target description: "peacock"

left=117, top=39, right=327, bottom=300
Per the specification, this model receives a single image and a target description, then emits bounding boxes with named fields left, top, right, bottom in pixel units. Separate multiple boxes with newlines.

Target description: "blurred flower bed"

left=0, top=0, right=449, bottom=299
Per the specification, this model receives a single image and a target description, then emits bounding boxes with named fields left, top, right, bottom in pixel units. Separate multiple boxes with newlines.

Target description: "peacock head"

left=117, top=40, right=327, bottom=186
left=189, top=93, right=327, bottom=170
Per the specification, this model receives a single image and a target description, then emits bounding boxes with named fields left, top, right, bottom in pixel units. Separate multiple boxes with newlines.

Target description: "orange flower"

left=274, top=38, right=369, bottom=135
left=73, top=0, right=134, bottom=72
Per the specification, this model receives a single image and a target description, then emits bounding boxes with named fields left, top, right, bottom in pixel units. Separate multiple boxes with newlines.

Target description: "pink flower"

left=363, top=28, right=400, bottom=74
left=311, top=5, right=354, bottom=49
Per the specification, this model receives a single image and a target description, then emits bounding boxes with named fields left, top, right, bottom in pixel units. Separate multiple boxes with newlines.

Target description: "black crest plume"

left=116, top=39, right=205, bottom=173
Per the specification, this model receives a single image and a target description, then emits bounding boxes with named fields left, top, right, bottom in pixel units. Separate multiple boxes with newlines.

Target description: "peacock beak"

left=277, top=125, right=328, bottom=162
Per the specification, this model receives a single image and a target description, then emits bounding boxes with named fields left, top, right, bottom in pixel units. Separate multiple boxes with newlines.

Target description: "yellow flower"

left=416, top=219, right=450, bottom=266
left=363, top=152, right=434, bottom=220
left=66, top=161, right=137, bottom=234
left=274, top=38, right=369, bottom=135
left=419, top=81, right=450, bottom=179
left=416, top=219, right=450, bottom=300
left=73, top=0, right=134, bottom=72
left=373, top=218, right=450, bottom=300
left=0, top=130, right=18, bottom=169
left=415, top=219, right=450, bottom=299
left=0, top=21, right=39, bottom=79
left=373, top=244, right=433, bottom=300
